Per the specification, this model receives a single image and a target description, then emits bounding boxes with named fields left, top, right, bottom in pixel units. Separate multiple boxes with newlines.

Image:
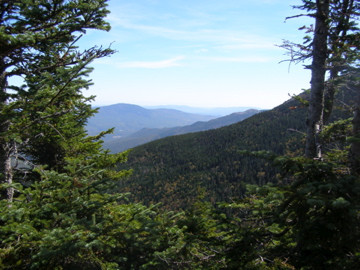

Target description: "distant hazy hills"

left=86, top=103, right=261, bottom=152
left=86, top=103, right=217, bottom=140
left=104, top=109, right=261, bottom=153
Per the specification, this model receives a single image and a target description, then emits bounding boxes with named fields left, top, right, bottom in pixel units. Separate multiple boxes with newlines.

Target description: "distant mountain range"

left=86, top=103, right=262, bottom=151
left=86, top=103, right=217, bottom=140
left=144, top=105, right=262, bottom=116
left=104, top=109, right=261, bottom=153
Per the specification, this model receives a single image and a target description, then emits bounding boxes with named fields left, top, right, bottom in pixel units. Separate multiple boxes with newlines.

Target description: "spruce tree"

left=0, top=0, right=113, bottom=202
left=281, top=0, right=359, bottom=159
left=271, top=1, right=360, bottom=267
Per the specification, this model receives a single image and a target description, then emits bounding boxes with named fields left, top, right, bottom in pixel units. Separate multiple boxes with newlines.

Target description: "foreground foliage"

left=0, top=0, right=359, bottom=269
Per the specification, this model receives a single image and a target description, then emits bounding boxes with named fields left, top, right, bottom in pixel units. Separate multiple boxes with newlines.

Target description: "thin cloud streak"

left=114, top=56, right=185, bottom=69
left=199, top=56, right=274, bottom=63
left=219, top=42, right=278, bottom=50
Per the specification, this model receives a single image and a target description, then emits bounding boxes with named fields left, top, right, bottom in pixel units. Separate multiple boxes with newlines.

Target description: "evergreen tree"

left=268, top=1, right=360, bottom=268
left=0, top=0, right=113, bottom=202
left=0, top=2, right=197, bottom=269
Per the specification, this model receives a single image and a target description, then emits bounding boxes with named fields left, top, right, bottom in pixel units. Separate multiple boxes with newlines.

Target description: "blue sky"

left=81, top=0, right=312, bottom=109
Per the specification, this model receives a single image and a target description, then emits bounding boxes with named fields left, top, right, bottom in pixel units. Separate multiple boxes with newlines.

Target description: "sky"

left=80, top=0, right=313, bottom=109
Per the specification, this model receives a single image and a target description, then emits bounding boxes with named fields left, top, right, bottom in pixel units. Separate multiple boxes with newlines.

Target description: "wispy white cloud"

left=108, top=16, right=192, bottom=40
left=219, top=41, right=278, bottom=50
left=114, top=56, right=185, bottom=69
left=89, top=1, right=310, bottom=108
left=256, top=0, right=281, bottom=3
left=195, top=48, right=209, bottom=54
left=199, top=56, right=274, bottom=63
left=107, top=15, right=278, bottom=51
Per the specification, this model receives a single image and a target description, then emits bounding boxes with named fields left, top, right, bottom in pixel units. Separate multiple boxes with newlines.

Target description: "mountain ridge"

left=143, top=105, right=262, bottom=116
left=86, top=103, right=217, bottom=140
left=105, top=109, right=261, bottom=152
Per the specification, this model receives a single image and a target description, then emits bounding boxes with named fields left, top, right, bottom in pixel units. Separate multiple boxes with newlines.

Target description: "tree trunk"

left=305, top=0, right=330, bottom=159
left=323, top=0, right=353, bottom=124
left=349, top=74, right=360, bottom=175
left=323, top=77, right=336, bottom=124
left=3, top=149, right=14, bottom=203
left=0, top=59, right=14, bottom=203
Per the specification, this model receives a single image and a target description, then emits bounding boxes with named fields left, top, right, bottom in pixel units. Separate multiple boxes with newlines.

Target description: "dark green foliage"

left=274, top=156, right=360, bottom=269
left=15, top=60, right=99, bottom=171
left=0, top=152, right=130, bottom=269
left=1, top=167, right=284, bottom=269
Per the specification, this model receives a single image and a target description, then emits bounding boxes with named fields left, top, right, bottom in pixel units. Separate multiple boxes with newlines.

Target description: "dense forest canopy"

left=0, top=0, right=359, bottom=269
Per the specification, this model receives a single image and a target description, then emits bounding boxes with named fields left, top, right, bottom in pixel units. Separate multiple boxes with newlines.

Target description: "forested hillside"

left=118, top=92, right=351, bottom=209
